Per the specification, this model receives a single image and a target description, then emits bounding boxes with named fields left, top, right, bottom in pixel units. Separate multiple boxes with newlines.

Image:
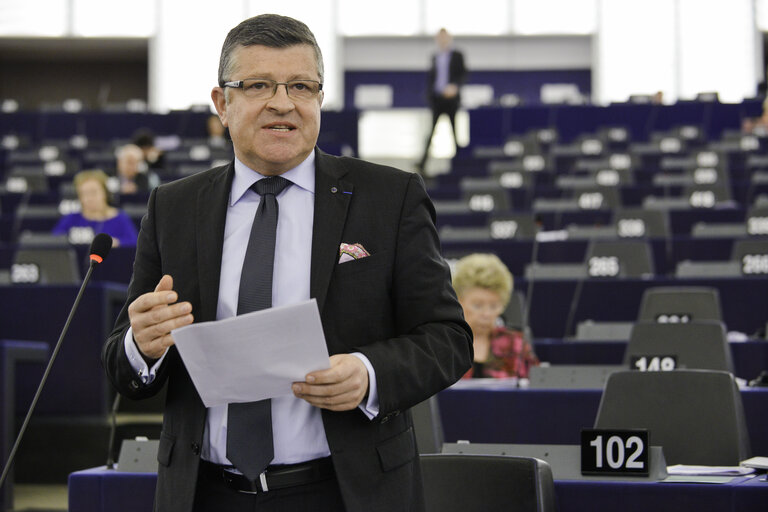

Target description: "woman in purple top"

left=52, top=169, right=138, bottom=247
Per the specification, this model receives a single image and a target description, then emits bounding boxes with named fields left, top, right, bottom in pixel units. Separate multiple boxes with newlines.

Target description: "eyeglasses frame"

left=221, top=78, right=323, bottom=100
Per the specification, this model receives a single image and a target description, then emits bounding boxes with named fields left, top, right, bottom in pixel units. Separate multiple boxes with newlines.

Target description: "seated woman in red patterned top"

left=453, top=253, right=539, bottom=379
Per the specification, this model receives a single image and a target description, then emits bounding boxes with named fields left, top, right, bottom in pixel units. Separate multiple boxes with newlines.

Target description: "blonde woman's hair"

left=73, top=169, right=113, bottom=204
left=74, top=169, right=109, bottom=190
left=452, top=253, right=514, bottom=307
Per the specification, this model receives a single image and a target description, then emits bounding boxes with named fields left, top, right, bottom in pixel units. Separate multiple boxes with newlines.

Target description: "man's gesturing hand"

left=128, top=275, right=193, bottom=360
left=292, top=354, right=369, bottom=411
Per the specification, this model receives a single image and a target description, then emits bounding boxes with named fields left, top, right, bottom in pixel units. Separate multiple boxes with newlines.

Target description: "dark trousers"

left=193, top=466, right=347, bottom=512
left=419, top=94, right=460, bottom=171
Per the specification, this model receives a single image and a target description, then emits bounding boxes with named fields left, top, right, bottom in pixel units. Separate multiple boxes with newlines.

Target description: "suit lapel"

left=196, top=162, right=234, bottom=322
left=311, top=150, right=353, bottom=313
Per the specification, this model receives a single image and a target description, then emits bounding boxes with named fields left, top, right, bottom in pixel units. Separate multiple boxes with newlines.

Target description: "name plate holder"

left=442, top=442, right=668, bottom=481
left=581, top=429, right=649, bottom=476
left=116, top=438, right=159, bottom=473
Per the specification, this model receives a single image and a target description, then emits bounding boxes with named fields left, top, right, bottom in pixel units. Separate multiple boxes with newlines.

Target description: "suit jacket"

left=102, top=149, right=473, bottom=512
left=426, top=49, right=467, bottom=105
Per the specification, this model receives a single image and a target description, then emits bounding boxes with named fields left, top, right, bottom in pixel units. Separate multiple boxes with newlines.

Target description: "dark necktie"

left=226, top=175, right=292, bottom=482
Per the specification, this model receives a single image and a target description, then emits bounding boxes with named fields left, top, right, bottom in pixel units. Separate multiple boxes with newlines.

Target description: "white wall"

left=71, top=0, right=156, bottom=37
left=676, top=0, right=758, bottom=102
left=594, top=0, right=678, bottom=104
left=0, top=0, right=762, bottom=110
left=0, top=0, right=68, bottom=36
left=149, top=0, right=243, bottom=112
left=149, top=0, right=343, bottom=112
left=594, top=0, right=759, bottom=104
left=344, top=35, right=591, bottom=71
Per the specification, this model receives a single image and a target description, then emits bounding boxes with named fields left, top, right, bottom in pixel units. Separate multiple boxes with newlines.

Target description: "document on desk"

left=666, top=464, right=755, bottom=476
left=171, top=299, right=330, bottom=408
left=663, top=464, right=755, bottom=484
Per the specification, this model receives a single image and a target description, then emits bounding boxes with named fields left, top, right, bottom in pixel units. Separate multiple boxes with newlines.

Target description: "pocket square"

left=339, top=242, right=370, bottom=263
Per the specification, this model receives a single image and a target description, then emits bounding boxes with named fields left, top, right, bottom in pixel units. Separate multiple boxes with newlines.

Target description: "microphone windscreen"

left=89, top=233, right=113, bottom=263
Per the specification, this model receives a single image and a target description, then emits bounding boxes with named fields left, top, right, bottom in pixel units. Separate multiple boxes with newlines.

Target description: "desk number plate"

left=581, top=429, right=649, bottom=476
left=629, top=355, right=677, bottom=372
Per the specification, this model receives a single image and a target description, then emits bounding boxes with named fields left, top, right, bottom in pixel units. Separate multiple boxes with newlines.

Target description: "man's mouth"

left=265, top=124, right=296, bottom=132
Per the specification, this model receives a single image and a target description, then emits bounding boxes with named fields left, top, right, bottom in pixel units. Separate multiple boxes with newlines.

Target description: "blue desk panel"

left=436, top=207, right=749, bottom=236
left=344, top=70, right=591, bottom=110
left=0, top=110, right=358, bottom=152
left=442, top=236, right=749, bottom=278
left=68, top=465, right=768, bottom=512
left=0, top=339, right=48, bottom=511
left=0, top=283, right=127, bottom=414
left=555, top=475, right=767, bottom=512
left=437, top=387, right=768, bottom=459
left=532, top=339, right=768, bottom=382
left=69, top=467, right=156, bottom=512
left=467, top=100, right=761, bottom=147
left=516, top=277, right=768, bottom=339
left=0, top=244, right=138, bottom=285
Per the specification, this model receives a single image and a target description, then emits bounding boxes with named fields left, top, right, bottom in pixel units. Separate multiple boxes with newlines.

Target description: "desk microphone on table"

left=0, top=233, right=113, bottom=490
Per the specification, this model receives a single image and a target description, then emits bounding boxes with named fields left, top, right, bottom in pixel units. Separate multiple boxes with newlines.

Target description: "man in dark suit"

left=417, top=28, right=467, bottom=174
left=102, top=14, right=472, bottom=512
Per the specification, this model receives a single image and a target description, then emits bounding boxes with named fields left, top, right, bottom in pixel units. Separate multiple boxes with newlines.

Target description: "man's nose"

left=266, top=84, right=296, bottom=111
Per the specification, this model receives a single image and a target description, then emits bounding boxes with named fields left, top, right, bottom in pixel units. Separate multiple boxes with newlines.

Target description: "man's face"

left=212, top=44, right=323, bottom=176
left=436, top=30, right=452, bottom=51
left=118, top=152, right=140, bottom=178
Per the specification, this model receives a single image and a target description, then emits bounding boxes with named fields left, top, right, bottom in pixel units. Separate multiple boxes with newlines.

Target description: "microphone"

left=0, top=233, right=113, bottom=490
left=89, top=232, right=113, bottom=264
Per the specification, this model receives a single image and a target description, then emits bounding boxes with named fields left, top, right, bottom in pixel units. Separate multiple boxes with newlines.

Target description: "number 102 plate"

left=581, top=429, right=649, bottom=476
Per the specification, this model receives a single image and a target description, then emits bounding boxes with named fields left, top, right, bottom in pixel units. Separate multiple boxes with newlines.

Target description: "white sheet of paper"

left=666, top=464, right=755, bottom=476
left=171, top=299, right=330, bottom=408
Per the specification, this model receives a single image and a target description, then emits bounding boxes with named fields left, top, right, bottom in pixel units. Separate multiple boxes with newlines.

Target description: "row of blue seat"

left=467, top=100, right=762, bottom=146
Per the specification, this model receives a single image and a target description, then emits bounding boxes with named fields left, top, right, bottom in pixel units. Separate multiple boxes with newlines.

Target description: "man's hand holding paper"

left=293, top=354, right=369, bottom=411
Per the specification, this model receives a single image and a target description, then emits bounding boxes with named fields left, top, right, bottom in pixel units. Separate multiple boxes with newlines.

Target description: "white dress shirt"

left=434, top=49, right=452, bottom=94
left=124, top=153, right=379, bottom=466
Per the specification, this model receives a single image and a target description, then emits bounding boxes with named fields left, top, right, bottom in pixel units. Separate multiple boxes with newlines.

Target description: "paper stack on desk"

left=664, top=464, right=756, bottom=483
left=667, top=465, right=755, bottom=476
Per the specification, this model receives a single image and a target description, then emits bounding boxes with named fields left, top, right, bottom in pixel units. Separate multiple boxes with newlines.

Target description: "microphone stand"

left=0, top=260, right=97, bottom=489
left=105, top=394, right=121, bottom=469
left=524, top=229, right=541, bottom=329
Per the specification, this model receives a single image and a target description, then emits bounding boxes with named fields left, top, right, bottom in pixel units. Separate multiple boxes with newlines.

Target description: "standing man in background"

left=417, top=28, right=467, bottom=175
left=102, top=13, right=472, bottom=512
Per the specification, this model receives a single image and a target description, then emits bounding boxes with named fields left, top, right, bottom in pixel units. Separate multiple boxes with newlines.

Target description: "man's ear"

left=211, top=87, right=229, bottom=127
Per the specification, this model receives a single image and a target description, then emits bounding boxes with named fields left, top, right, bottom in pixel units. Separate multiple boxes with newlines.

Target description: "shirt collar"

left=231, top=151, right=316, bottom=206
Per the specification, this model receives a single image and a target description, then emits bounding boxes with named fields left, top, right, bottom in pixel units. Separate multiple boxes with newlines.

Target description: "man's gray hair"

left=218, top=13, right=324, bottom=87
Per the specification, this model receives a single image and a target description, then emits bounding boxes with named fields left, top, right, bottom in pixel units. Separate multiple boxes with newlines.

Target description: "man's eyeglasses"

left=222, top=78, right=323, bottom=100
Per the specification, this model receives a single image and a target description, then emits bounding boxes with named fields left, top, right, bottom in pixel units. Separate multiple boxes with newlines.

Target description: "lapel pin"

left=331, top=186, right=338, bottom=193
